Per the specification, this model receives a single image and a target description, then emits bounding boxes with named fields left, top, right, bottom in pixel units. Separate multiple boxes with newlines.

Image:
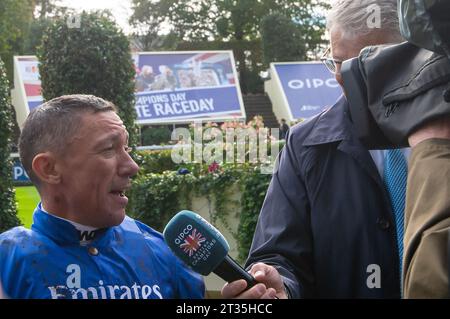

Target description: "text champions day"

left=136, top=92, right=214, bottom=119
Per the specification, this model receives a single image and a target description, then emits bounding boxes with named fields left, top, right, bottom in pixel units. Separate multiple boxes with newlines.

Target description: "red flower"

left=208, top=161, right=220, bottom=173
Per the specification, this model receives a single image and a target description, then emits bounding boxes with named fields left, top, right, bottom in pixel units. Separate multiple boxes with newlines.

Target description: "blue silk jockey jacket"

left=0, top=204, right=205, bottom=299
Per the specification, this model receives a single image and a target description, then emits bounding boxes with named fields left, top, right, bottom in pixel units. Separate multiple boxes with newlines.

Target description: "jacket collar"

left=302, top=95, right=387, bottom=191
left=303, top=95, right=352, bottom=146
left=31, top=203, right=111, bottom=246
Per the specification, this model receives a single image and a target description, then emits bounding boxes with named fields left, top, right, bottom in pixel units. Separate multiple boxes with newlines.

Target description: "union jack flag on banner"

left=180, top=228, right=206, bottom=256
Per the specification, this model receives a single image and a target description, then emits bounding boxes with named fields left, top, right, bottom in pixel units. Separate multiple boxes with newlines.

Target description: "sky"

left=61, top=0, right=133, bottom=34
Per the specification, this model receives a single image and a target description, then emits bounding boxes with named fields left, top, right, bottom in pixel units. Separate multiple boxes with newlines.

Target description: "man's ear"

left=31, top=152, right=61, bottom=184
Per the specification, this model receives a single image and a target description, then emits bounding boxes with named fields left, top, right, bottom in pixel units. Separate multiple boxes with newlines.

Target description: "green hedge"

left=0, top=58, right=20, bottom=233
left=141, top=126, right=172, bottom=146
left=129, top=119, right=283, bottom=261
left=37, top=11, right=138, bottom=146
left=134, top=150, right=178, bottom=174
left=127, top=155, right=272, bottom=262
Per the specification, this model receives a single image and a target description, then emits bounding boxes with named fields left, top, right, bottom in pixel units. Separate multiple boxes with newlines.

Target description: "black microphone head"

left=163, top=210, right=230, bottom=275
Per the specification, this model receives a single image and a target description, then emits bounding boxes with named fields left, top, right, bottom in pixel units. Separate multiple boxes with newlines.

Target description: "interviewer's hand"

left=220, top=263, right=288, bottom=299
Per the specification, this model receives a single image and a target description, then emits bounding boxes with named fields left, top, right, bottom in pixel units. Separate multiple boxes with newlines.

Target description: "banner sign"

left=135, top=51, right=245, bottom=124
left=13, top=51, right=245, bottom=125
left=12, top=160, right=30, bottom=183
left=272, top=62, right=342, bottom=119
left=16, top=57, right=43, bottom=111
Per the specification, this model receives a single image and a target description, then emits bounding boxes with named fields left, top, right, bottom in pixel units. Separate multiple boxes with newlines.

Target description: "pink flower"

left=208, top=161, right=220, bottom=173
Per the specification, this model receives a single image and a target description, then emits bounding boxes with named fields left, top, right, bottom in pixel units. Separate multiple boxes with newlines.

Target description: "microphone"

left=163, top=210, right=258, bottom=290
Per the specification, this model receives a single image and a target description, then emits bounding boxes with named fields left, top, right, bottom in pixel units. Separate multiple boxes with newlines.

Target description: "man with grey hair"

left=0, top=94, right=205, bottom=299
left=222, top=0, right=407, bottom=298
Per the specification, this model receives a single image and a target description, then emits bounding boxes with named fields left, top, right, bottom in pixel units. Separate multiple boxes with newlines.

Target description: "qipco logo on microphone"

left=174, top=224, right=193, bottom=245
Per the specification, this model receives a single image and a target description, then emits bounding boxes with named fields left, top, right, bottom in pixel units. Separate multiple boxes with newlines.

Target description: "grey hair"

left=327, top=0, right=403, bottom=41
left=19, top=94, right=117, bottom=186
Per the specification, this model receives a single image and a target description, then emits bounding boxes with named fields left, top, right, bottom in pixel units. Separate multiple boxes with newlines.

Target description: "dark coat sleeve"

left=245, top=128, right=316, bottom=298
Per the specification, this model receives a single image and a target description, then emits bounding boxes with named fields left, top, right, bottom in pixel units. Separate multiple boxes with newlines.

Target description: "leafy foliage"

left=237, top=168, right=271, bottom=261
left=34, top=0, right=69, bottom=20
left=23, top=18, right=54, bottom=55
left=131, top=0, right=328, bottom=42
left=0, top=0, right=34, bottom=81
left=37, top=11, right=138, bottom=146
left=128, top=159, right=272, bottom=263
left=261, top=12, right=307, bottom=64
left=134, top=149, right=177, bottom=174
left=129, top=171, right=196, bottom=231
left=141, top=126, right=172, bottom=146
left=0, top=57, right=20, bottom=232
left=130, top=0, right=329, bottom=93
left=128, top=116, right=284, bottom=262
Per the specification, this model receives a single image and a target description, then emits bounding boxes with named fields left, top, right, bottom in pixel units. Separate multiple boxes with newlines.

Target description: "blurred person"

left=279, top=119, right=290, bottom=140
left=151, top=65, right=177, bottom=91
left=178, top=69, right=196, bottom=88
left=135, top=65, right=155, bottom=92
left=0, top=95, right=205, bottom=299
left=222, top=0, right=408, bottom=299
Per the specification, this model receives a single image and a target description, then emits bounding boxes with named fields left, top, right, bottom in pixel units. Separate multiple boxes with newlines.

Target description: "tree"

left=37, top=11, right=139, bottom=147
left=261, top=12, right=307, bottom=64
left=0, top=0, right=34, bottom=82
left=0, top=57, right=20, bottom=233
left=0, top=1, right=68, bottom=81
left=23, top=18, right=53, bottom=55
left=34, top=0, right=69, bottom=20
left=23, top=1, right=71, bottom=54
left=130, top=0, right=329, bottom=93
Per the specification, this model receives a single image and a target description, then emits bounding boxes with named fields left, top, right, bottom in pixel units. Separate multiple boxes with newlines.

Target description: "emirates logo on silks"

left=179, top=228, right=206, bottom=256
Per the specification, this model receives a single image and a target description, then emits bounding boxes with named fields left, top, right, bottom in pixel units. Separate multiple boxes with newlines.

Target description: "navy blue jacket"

left=246, top=96, right=401, bottom=298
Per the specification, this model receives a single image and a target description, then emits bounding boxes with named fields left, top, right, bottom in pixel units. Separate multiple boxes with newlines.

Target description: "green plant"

left=0, top=57, right=21, bottom=233
left=141, top=126, right=171, bottom=146
left=37, top=11, right=138, bottom=147
left=128, top=171, right=196, bottom=231
left=261, top=12, right=307, bottom=64
left=237, top=167, right=272, bottom=261
left=130, top=0, right=329, bottom=93
left=128, top=154, right=272, bottom=262
left=128, top=116, right=285, bottom=260
left=194, top=165, right=240, bottom=235
left=134, top=150, right=177, bottom=174
left=0, top=0, right=34, bottom=82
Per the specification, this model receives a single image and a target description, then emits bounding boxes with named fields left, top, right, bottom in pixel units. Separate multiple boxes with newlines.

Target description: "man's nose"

left=119, top=152, right=139, bottom=177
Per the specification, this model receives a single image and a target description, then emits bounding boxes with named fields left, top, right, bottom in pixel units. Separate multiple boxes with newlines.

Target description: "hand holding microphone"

left=163, top=210, right=257, bottom=287
left=163, top=210, right=285, bottom=298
